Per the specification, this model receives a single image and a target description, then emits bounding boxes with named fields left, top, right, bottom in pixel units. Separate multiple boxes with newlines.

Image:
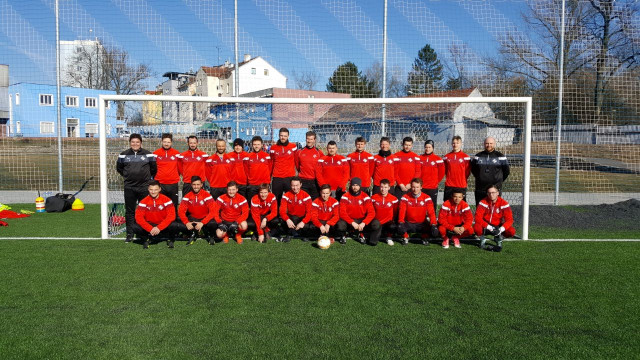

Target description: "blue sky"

left=0, top=0, right=528, bottom=90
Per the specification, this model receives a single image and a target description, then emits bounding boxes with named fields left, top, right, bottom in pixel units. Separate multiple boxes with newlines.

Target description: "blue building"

left=8, top=83, right=119, bottom=138
left=209, top=103, right=274, bottom=143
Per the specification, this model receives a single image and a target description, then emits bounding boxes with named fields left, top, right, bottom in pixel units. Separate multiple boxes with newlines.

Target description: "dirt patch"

left=512, top=199, right=640, bottom=230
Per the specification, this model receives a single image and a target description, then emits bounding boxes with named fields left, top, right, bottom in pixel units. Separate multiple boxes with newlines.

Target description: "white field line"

left=0, top=238, right=639, bottom=242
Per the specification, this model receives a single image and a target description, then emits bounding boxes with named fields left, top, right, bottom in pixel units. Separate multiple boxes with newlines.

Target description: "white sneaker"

left=386, top=238, right=394, bottom=246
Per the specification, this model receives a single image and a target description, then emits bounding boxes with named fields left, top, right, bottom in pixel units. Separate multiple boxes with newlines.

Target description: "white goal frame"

left=99, top=95, right=532, bottom=240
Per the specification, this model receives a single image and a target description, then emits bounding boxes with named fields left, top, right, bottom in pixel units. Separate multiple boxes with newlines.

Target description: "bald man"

left=471, top=137, right=510, bottom=206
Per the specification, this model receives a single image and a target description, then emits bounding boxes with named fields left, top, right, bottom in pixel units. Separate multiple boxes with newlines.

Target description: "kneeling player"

left=438, top=190, right=474, bottom=249
left=132, top=180, right=181, bottom=249
left=249, top=183, right=280, bottom=243
left=309, top=184, right=340, bottom=242
left=216, top=181, right=249, bottom=244
left=336, top=177, right=380, bottom=245
left=177, top=176, right=218, bottom=246
left=397, top=178, right=439, bottom=246
left=474, top=185, right=515, bottom=252
left=279, top=177, right=313, bottom=242
left=371, top=179, right=399, bottom=246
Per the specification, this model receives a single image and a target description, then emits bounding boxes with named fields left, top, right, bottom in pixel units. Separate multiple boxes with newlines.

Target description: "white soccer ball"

left=317, top=236, right=331, bottom=250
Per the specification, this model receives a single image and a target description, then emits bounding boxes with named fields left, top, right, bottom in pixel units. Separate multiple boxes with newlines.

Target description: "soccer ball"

left=317, top=236, right=331, bottom=250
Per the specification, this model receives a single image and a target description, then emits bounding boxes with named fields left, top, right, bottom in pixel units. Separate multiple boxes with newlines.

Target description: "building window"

left=16, top=121, right=21, bottom=133
left=86, top=123, right=98, bottom=136
left=251, top=68, right=256, bottom=75
left=106, top=101, right=111, bottom=109
left=85, top=97, right=97, bottom=108
left=39, top=94, right=53, bottom=106
left=15, top=93, right=20, bottom=105
left=226, top=84, right=230, bottom=94
left=40, top=122, right=55, bottom=134
left=264, top=69, right=269, bottom=76
left=65, top=96, right=79, bottom=107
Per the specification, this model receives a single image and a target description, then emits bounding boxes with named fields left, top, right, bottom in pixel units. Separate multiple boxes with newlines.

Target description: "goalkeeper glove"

left=430, top=224, right=439, bottom=238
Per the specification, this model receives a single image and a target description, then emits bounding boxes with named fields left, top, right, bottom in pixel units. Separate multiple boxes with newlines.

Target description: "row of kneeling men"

left=129, top=176, right=515, bottom=252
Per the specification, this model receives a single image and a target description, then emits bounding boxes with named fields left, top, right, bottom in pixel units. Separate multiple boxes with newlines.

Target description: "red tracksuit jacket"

left=217, top=194, right=249, bottom=222
left=311, top=197, right=340, bottom=227
left=178, top=190, right=217, bottom=225
left=372, top=153, right=397, bottom=186
left=153, top=147, right=182, bottom=184
left=394, top=151, right=422, bottom=186
left=398, top=192, right=437, bottom=225
left=339, top=192, right=375, bottom=225
left=347, top=151, right=375, bottom=188
left=180, top=149, right=209, bottom=184
left=420, top=153, right=445, bottom=189
left=226, top=151, right=249, bottom=185
left=205, top=153, right=232, bottom=188
left=279, top=190, right=312, bottom=223
left=250, top=192, right=278, bottom=235
left=243, top=151, right=273, bottom=186
left=438, top=199, right=473, bottom=232
left=270, top=142, right=298, bottom=178
left=316, top=154, right=349, bottom=191
left=444, top=151, right=471, bottom=188
left=371, top=193, right=398, bottom=224
left=475, top=196, right=514, bottom=229
left=296, top=146, right=323, bottom=180
left=135, top=194, right=175, bottom=232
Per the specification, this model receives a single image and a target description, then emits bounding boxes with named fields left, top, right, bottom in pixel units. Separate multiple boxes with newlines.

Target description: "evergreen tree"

left=406, top=44, right=443, bottom=94
left=326, top=61, right=377, bottom=98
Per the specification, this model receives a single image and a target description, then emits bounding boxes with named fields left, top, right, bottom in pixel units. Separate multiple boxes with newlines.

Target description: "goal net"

left=98, top=94, right=532, bottom=239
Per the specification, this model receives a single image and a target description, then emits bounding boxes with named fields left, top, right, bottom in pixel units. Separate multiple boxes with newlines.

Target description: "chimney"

left=243, top=54, right=251, bottom=62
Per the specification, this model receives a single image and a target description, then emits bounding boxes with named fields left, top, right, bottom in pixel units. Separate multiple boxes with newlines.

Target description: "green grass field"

left=1, top=205, right=639, bottom=358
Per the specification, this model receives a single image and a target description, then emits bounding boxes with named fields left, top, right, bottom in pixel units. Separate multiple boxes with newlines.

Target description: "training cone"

left=72, top=198, right=85, bottom=211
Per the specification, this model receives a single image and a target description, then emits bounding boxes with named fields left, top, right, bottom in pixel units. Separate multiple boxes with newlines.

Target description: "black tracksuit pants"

left=124, top=186, right=148, bottom=237
left=336, top=218, right=381, bottom=245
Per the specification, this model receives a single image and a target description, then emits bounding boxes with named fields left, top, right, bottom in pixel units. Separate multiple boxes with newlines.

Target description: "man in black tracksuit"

left=117, top=133, right=157, bottom=243
left=471, top=136, right=510, bottom=206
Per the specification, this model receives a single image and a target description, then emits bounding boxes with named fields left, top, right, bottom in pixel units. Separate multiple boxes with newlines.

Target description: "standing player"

left=248, top=183, right=279, bottom=243
left=296, top=131, right=323, bottom=199
left=419, top=139, right=445, bottom=206
left=394, top=137, right=421, bottom=199
left=443, top=135, right=471, bottom=202
left=372, top=137, right=397, bottom=195
left=206, top=139, right=232, bottom=199
left=397, top=178, right=439, bottom=246
left=474, top=185, right=516, bottom=252
left=316, top=141, right=349, bottom=200
left=438, top=190, right=474, bottom=249
left=153, top=133, right=182, bottom=213
left=336, top=178, right=380, bottom=245
left=177, top=176, right=218, bottom=246
left=347, top=137, right=375, bottom=194
left=370, top=179, right=399, bottom=246
left=132, top=180, right=179, bottom=249
left=227, top=138, right=249, bottom=199
left=270, top=128, right=298, bottom=202
left=471, top=136, right=510, bottom=206
left=117, top=133, right=157, bottom=243
left=180, top=135, right=208, bottom=196
left=243, top=136, right=273, bottom=202
left=279, top=177, right=313, bottom=242
left=309, top=184, right=340, bottom=241
left=216, top=181, right=249, bottom=244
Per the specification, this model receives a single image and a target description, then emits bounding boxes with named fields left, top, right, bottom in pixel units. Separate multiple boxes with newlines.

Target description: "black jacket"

left=116, top=148, right=157, bottom=188
left=471, top=150, right=509, bottom=190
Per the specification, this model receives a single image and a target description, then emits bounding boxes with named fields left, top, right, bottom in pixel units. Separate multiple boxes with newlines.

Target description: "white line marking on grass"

left=513, top=239, right=640, bottom=242
left=0, top=237, right=106, bottom=240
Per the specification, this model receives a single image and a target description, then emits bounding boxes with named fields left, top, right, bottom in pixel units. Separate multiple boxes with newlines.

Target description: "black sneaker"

left=338, top=236, right=347, bottom=245
left=281, top=236, right=292, bottom=243
left=167, top=240, right=174, bottom=249
left=358, top=233, right=366, bottom=244
left=401, top=238, right=409, bottom=246
left=495, top=235, right=504, bottom=252
left=143, top=240, right=150, bottom=249
left=125, top=235, right=133, bottom=244
left=421, top=239, right=429, bottom=246
left=187, top=231, right=197, bottom=246
left=302, top=237, right=310, bottom=242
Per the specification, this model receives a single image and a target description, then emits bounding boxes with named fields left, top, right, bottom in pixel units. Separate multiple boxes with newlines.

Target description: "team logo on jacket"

left=199, top=200, right=204, bottom=205
left=408, top=158, right=413, bottom=162
left=171, top=156, right=175, bottom=160
left=459, top=159, right=463, bottom=163
left=196, top=157, right=201, bottom=161
left=358, top=200, right=363, bottom=204
left=420, top=201, right=424, bottom=206
left=496, top=209, right=500, bottom=214
left=141, top=156, right=146, bottom=160
left=492, top=159, right=498, bottom=163
left=260, top=158, right=265, bottom=162
left=388, top=160, right=393, bottom=164
left=313, top=154, right=318, bottom=158
left=234, top=204, right=238, bottom=208
left=363, top=159, right=367, bottom=163
left=298, top=200, right=303, bottom=204
left=431, top=161, right=435, bottom=165
left=158, top=205, right=164, bottom=210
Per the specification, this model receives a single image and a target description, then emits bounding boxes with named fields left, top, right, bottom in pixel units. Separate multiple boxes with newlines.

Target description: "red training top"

left=316, top=154, right=349, bottom=191
left=394, top=150, right=422, bottom=186
left=438, top=199, right=473, bottom=232
left=443, top=151, right=471, bottom=188
left=216, top=194, right=249, bottom=222
left=250, top=192, right=278, bottom=235
left=178, top=190, right=217, bottom=225
left=135, top=194, right=175, bottom=232
left=270, top=142, right=298, bottom=178
left=205, top=153, right=232, bottom=188
left=372, top=154, right=398, bottom=186
left=153, top=147, right=182, bottom=184
left=296, top=146, right=323, bottom=180
left=180, top=149, right=209, bottom=184
left=243, top=151, right=273, bottom=186
left=226, top=151, right=249, bottom=185
left=339, top=192, right=375, bottom=225
left=279, top=190, right=312, bottom=223
left=371, top=193, right=398, bottom=224
left=419, top=153, right=445, bottom=189
left=398, top=192, right=437, bottom=225
left=311, top=197, right=340, bottom=227
left=347, top=151, right=375, bottom=188
left=475, top=196, right=513, bottom=230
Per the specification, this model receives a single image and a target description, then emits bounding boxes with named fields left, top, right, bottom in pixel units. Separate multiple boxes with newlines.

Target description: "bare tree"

left=364, top=61, right=405, bottom=98
left=291, top=69, right=321, bottom=90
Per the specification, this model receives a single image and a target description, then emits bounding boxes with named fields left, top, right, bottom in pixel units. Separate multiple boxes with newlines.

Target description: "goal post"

left=99, top=95, right=532, bottom=240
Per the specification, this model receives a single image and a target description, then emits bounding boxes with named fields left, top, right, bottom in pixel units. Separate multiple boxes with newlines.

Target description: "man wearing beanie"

left=227, top=138, right=249, bottom=199
left=419, top=139, right=445, bottom=206
left=336, top=177, right=380, bottom=245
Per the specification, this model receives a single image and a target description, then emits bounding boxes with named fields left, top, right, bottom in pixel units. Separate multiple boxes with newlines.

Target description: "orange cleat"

left=222, top=235, right=229, bottom=244
left=235, top=233, right=243, bottom=244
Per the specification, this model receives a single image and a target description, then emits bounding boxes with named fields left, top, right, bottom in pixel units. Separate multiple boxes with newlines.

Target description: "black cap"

left=233, top=138, right=244, bottom=147
left=351, top=177, right=362, bottom=186
left=424, top=139, right=434, bottom=147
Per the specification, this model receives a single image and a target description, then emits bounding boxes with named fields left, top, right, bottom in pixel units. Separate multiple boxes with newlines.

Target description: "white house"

left=216, top=55, right=287, bottom=96
left=60, top=39, right=104, bottom=88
